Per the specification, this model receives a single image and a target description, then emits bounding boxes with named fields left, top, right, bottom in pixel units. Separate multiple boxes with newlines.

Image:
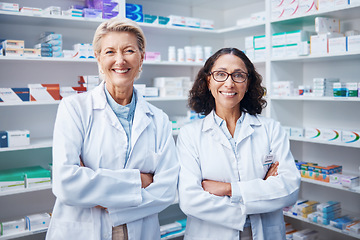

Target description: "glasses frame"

left=210, top=70, right=249, bottom=83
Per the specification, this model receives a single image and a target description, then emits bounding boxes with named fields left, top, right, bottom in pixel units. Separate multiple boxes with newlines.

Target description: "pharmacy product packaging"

left=272, top=32, right=286, bottom=46
left=7, top=130, right=30, bottom=147
left=328, top=36, right=347, bottom=53
left=3, top=48, right=23, bottom=57
left=317, top=201, right=341, bottom=213
left=23, top=48, right=41, bottom=58
left=153, top=77, right=183, bottom=88
left=200, top=19, right=214, bottom=29
left=23, top=166, right=51, bottom=188
left=346, top=221, right=360, bottom=234
left=346, top=82, right=358, bottom=97
left=144, top=14, right=157, bottom=24
left=145, top=52, right=161, bottom=62
left=330, top=216, right=356, bottom=230
left=319, top=128, right=341, bottom=142
left=254, top=35, right=266, bottom=48
left=1, top=40, right=24, bottom=49
left=25, top=213, right=51, bottom=231
left=315, top=17, right=340, bottom=34
left=144, top=87, right=159, bottom=97
left=0, top=88, right=30, bottom=102
left=290, top=127, right=304, bottom=138
left=297, top=0, right=318, bottom=15
left=185, top=17, right=200, bottom=28
left=0, top=2, right=19, bottom=11
left=305, top=128, right=321, bottom=139
left=60, top=86, right=87, bottom=99
left=0, top=218, right=26, bottom=236
left=341, top=130, right=360, bottom=145
left=0, top=168, right=25, bottom=191
left=347, top=35, right=360, bottom=52
left=28, top=84, right=60, bottom=101
left=168, top=15, right=186, bottom=27
left=333, top=82, right=347, bottom=97
left=133, top=84, right=146, bottom=97
left=340, top=175, right=359, bottom=189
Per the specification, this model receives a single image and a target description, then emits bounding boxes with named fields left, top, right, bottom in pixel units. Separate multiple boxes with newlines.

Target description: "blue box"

left=0, top=131, right=8, bottom=148
left=126, top=13, right=143, bottom=22
left=126, top=3, right=142, bottom=14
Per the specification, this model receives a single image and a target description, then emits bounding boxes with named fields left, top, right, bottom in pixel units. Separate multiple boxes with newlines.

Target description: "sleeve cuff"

left=230, top=182, right=243, bottom=203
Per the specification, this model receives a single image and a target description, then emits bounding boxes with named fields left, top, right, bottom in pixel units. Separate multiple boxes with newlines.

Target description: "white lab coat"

left=46, top=81, right=179, bottom=240
left=177, top=111, right=300, bottom=240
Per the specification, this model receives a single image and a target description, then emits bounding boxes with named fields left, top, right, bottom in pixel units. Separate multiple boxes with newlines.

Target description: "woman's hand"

left=140, top=173, right=154, bottom=188
left=202, top=180, right=231, bottom=197
left=264, top=161, right=279, bottom=180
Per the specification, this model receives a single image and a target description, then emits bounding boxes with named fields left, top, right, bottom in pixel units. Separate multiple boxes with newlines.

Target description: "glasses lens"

left=213, top=71, right=228, bottom=81
left=232, top=72, right=247, bottom=82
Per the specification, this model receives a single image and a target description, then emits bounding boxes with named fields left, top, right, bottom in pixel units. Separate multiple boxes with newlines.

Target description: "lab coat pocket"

left=47, top=218, right=94, bottom=240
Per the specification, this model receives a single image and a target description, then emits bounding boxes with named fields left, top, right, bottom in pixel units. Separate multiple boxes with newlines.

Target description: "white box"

left=2, top=40, right=24, bottom=49
left=315, top=17, right=340, bottom=34
left=0, top=2, right=19, bottom=12
left=305, top=128, right=321, bottom=139
left=254, top=35, right=266, bottom=48
left=347, top=35, right=360, bottom=52
left=341, top=130, right=360, bottom=145
left=334, top=0, right=350, bottom=6
left=290, top=127, right=304, bottom=137
left=200, top=19, right=214, bottom=29
left=298, top=41, right=310, bottom=55
left=328, top=36, right=347, bottom=53
left=25, top=213, right=51, bottom=231
left=245, top=36, right=255, bottom=49
left=158, top=87, right=183, bottom=97
left=286, top=44, right=299, bottom=57
left=286, top=30, right=309, bottom=45
left=185, top=17, right=200, bottom=28
left=254, top=47, right=266, bottom=61
left=153, top=77, right=183, bottom=88
left=283, top=1, right=299, bottom=18
left=341, top=175, right=359, bottom=188
left=272, top=45, right=286, bottom=58
left=144, top=87, right=159, bottom=97
left=7, top=130, right=30, bottom=147
left=319, top=128, right=341, bottom=142
left=0, top=218, right=26, bottom=236
left=133, top=84, right=146, bottom=97
left=272, top=32, right=286, bottom=46
left=310, top=34, right=328, bottom=54
left=28, top=84, right=60, bottom=101
left=168, top=15, right=186, bottom=26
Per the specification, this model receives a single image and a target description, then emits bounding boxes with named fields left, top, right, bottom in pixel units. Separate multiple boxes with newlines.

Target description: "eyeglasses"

left=210, top=71, right=249, bottom=83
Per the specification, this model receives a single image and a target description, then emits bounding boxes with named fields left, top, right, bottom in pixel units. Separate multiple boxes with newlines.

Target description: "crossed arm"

left=201, top=161, right=279, bottom=197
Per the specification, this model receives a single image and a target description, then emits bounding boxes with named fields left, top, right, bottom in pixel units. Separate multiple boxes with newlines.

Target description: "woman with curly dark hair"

left=177, top=48, right=300, bottom=240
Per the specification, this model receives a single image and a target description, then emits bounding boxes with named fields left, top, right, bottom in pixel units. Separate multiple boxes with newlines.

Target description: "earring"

left=139, top=66, right=143, bottom=73
left=100, top=69, right=104, bottom=74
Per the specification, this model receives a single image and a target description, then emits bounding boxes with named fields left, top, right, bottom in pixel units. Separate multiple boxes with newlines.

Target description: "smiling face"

left=96, top=31, right=144, bottom=102
left=207, top=53, right=249, bottom=116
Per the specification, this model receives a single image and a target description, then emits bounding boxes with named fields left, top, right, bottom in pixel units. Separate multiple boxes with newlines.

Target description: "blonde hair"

left=93, top=17, right=146, bottom=55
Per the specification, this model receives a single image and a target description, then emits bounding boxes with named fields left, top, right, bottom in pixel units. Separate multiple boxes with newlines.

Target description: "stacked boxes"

left=312, top=78, right=339, bottom=97
left=272, top=81, right=294, bottom=96
left=307, top=201, right=342, bottom=225
left=153, top=77, right=192, bottom=97
left=36, top=32, right=63, bottom=58
left=0, top=88, right=30, bottom=102
left=272, top=30, right=310, bottom=58
left=1, top=40, right=24, bottom=57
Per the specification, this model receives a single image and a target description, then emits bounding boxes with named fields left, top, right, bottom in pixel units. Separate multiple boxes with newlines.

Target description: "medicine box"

left=330, top=216, right=354, bottom=230
left=286, top=30, right=309, bottom=45
left=22, top=166, right=51, bottom=188
left=328, top=36, right=347, bottom=53
left=333, top=82, right=347, bottom=97
left=305, top=128, right=321, bottom=139
left=272, top=32, right=286, bottom=46
left=83, top=8, right=102, bottom=19
left=245, top=36, right=254, bottom=49
left=347, top=35, right=360, bottom=52
left=0, top=88, right=30, bottom=102
left=4, top=48, right=23, bottom=57
left=200, top=19, right=214, bottom=29
left=23, top=48, right=41, bottom=57
left=315, top=17, right=340, bottom=34
left=2, top=40, right=24, bottom=49
left=317, top=201, right=341, bottom=213
left=28, top=84, right=60, bottom=101
left=60, top=86, right=87, bottom=99
left=7, top=130, right=30, bottom=147
left=0, top=2, right=19, bottom=12
left=168, top=15, right=186, bottom=27
left=154, top=77, right=183, bottom=88
left=144, top=87, right=159, bottom=97
left=291, top=127, right=304, bottom=137
left=25, top=213, right=51, bottom=231
left=145, top=52, right=161, bottom=62
left=319, top=128, right=341, bottom=142
left=0, top=218, right=26, bottom=236
left=185, top=17, right=200, bottom=28
left=144, top=14, right=158, bottom=24
left=346, top=82, right=358, bottom=97
left=297, top=0, right=318, bottom=15
left=254, top=35, right=266, bottom=48
left=0, top=168, right=25, bottom=191
left=341, top=175, right=359, bottom=189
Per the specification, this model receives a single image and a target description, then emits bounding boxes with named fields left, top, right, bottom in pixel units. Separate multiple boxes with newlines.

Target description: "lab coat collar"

left=202, top=110, right=261, bottom=132
left=202, top=110, right=262, bottom=148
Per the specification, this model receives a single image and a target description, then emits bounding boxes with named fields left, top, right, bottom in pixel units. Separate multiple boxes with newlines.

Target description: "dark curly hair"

left=189, top=47, right=267, bottom=116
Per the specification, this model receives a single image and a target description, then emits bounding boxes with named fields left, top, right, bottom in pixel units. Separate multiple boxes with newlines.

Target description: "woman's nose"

left=115, top=52, right=125, bottom=64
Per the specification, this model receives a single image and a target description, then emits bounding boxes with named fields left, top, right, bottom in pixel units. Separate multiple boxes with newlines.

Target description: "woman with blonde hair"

left=46, top=17, right=179, bottom=240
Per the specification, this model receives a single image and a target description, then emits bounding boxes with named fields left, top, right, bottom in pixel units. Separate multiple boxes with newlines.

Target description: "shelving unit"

left=266, top=2, right=360, bottom=240
left=1, top=0, right=359, bottom=239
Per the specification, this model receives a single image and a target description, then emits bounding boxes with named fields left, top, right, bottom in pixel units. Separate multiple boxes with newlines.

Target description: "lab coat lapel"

left=91, top=81, right=126, bottom=132
left=131, top=95, right=152, bottom=149
left=235, top=113, right=261, bottom=144
left=203, top=111, right=232, bottom=150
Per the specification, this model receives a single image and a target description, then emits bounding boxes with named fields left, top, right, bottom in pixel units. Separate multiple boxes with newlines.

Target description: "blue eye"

left=105, top=50, right=114, bottom=54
